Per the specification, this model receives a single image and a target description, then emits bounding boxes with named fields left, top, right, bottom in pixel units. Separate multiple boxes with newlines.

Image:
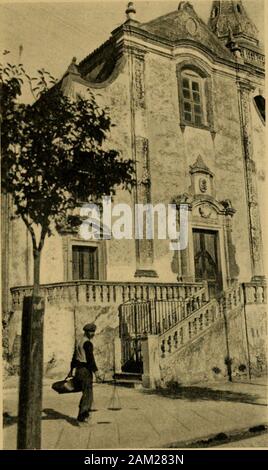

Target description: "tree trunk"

left=17, top=295, right=45, bottom=449
left=33, top=249, right=41, bottom=297
left=17, top=248, right=44, bottom=449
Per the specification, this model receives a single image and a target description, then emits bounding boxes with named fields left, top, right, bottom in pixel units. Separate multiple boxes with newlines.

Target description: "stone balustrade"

left=241, top=47, right=265, bottom=68
left=160, top=298, right=220, bottom=358
left=242, top=281, right=267, bottom=305
left=159, top=280, right=267, bottom=359
left=11, top=280, right=205, bottom=309
left=218, top=282, right=243, bottom=316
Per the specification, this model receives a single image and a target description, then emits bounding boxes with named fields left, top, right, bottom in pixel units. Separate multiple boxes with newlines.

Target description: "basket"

left=51, top=377, right=81, bottom=394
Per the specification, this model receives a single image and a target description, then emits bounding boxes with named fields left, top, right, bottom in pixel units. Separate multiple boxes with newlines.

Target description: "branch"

left=24, top=74, right=37, bottom=100
left=21, top=214, right=37, bottom=251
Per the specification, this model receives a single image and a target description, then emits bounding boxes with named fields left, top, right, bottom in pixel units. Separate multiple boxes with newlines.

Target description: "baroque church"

left=2, top=1, right=266, bottom=385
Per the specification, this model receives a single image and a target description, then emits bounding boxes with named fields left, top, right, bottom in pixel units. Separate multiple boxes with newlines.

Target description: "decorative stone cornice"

left=237, top=79, right=256, bottom=93
left=172, top=193, right=236, bottom=218
left=220, top=199, right=236, bottom=217
left=171, top=193, right=193, bottom=209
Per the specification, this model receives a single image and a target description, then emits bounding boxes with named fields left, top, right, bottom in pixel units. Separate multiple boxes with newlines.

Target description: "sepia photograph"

left=1, top=0, right=267, bottom=453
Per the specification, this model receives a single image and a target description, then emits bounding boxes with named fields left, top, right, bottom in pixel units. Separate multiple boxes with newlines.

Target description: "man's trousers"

left=74, top=366, right=93, bottom=421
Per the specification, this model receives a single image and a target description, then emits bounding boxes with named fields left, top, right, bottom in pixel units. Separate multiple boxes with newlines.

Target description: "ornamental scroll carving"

left=136, top=137, right=151, bottom=186
left=134, top=53, right=145, bottom=109
left=239, top=81, right=263, bottom=269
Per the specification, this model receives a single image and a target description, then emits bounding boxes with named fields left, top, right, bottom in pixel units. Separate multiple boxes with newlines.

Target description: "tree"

left=1, top=54, right=135, bottom=449
left=1, top=56, right=134, bottom=295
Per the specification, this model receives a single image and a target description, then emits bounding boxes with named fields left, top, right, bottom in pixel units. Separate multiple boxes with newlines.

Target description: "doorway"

left=193, top=229, right=222, bottom=297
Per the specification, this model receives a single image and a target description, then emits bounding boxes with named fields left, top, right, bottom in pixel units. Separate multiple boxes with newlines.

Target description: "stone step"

left=108, top=379, right=143, bottom=389
left=113, top=372, right=142, bottom=381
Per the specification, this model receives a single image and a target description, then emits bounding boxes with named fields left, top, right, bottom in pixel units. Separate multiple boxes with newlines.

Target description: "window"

left=72, top=245, right=99, bottom=280
left=177, top=61, right=213, bottom=131
left=254, top=95, right=265, bottom=123
left=237, top=4, right=241, bottom=14
left=182, top=73, right=203, bottom=126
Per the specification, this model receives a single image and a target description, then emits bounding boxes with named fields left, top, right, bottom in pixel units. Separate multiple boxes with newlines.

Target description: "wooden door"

left=193, top=229, right=222, bottom=297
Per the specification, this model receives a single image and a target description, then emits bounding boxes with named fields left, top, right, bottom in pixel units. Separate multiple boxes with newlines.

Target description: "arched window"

left=177, top=61, right=214, bottom=131
left=181, top=70, right=205, bottom=126
left=237, top=4, right=241, bottom=14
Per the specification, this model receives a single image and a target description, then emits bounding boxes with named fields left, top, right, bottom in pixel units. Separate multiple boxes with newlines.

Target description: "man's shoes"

left=78, top=420, right=88, bottom=427
left=77, top=416, right=91, bottom=426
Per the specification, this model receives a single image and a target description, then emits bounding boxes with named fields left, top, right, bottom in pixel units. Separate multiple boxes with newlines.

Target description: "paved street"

left=3, top=378, right=268, bottom=449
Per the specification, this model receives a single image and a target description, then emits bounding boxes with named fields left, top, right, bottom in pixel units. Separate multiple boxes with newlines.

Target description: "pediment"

left=139, top=2, right=234, bottom=62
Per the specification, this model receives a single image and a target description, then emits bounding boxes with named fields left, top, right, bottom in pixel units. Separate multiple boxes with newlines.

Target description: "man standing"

left=69, top=322, right=101, bottom=425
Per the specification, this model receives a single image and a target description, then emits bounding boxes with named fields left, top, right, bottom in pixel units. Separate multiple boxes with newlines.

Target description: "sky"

left=0, top=0, right=265, bottom=84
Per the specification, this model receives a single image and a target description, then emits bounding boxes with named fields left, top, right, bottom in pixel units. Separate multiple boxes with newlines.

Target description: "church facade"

left=2, top=1, right=266, bottom=384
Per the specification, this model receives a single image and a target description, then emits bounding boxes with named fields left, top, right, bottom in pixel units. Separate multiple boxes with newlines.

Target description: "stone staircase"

left=118, top=280, right=267, bottom=387
left=118, top=282, right=210, bottom=383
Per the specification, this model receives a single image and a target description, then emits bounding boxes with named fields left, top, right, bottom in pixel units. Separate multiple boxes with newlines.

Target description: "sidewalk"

left=3, top=377, right=268, bottom=449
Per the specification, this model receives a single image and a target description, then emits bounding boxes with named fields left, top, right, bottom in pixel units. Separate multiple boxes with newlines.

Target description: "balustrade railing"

left=11, top=280, right=205, bottom=309
left=160, top=280, right=267, bottom=359
left=241, top=47, right=265, bottom=68
left=242, top=281, right=267, bottom=305
left=160, top=298, right=220, bottom=358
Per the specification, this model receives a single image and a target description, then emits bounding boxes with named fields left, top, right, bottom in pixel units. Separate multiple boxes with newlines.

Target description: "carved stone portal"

left=173, top=157, right=237, bottom=289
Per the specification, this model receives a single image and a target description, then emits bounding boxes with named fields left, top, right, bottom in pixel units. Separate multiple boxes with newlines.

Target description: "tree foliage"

left=1, top=54, right=135, bottom=290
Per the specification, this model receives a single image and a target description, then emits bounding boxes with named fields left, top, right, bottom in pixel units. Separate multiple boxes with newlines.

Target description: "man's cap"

left=83, top=323, right=97, bottom=332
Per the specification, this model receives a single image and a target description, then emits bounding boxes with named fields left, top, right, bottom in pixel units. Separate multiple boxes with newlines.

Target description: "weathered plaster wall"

left=146, top=54, right=183, bottom=282
left=5, top=49, right=265, bottom=288
left=245, top=304, right=267, bottom=375
left=9, top=218, right=31, bottom=287
left=7, top=300, right=121, bottom=378
left=160, top=304, right=267, bottom=385
left=84, top=60, right=137, bottom=280
left=40, top=233, right=65, bottom=284
left=73, top=303, right=120, bottom=376
left=145, top=51, right=253, bottom=283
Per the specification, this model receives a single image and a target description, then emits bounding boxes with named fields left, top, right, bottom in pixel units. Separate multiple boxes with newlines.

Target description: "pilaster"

left=128, top=47, right=157, bottom=278
left=238, top=80, right=264, bottom=280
